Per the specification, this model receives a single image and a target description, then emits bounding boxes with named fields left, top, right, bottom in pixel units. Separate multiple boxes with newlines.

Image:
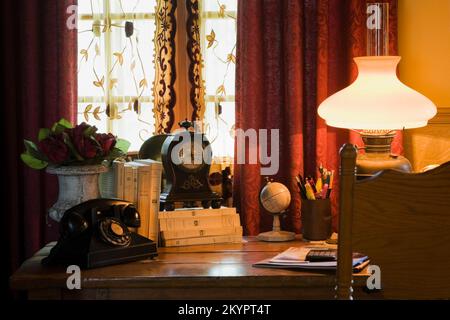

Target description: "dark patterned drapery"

left=2, top=0, right=78, bottom=297
left=234, top=0, right=401, bottom=236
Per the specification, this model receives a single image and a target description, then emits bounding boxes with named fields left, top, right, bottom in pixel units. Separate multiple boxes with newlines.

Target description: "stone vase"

left=46, top=165, right=108, bottom=222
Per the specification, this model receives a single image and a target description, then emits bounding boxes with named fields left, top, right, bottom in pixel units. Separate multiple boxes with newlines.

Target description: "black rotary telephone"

left=42, top=199, right=157, bottom=269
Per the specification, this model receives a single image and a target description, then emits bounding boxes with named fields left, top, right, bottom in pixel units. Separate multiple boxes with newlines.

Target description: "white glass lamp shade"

left=317, top=56, right=437, bottom=130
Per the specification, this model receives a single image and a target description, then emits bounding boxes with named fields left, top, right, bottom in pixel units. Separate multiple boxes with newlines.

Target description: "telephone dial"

left=42, top=199, right=157, bottom=269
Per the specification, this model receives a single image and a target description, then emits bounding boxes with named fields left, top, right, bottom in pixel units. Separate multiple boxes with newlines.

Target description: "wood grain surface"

left=11, top=237, right=369, bottom=300
left=338, top=143, right=450, bottom=299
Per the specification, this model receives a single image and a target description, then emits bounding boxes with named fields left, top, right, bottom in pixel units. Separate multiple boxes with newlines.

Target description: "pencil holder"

left=301, top=199, right=332, bottom=241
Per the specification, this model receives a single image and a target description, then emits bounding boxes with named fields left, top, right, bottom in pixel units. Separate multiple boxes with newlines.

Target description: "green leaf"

left=115, top=139, right=131, bottom=153
left=24, top=139, right=38, bottom=153
left=89, top=134, right=102, bottom=149
left=51, top=118, right=73, bottom=134
left=57, top=118, right=73, bottom=129
left=62, top=132, right=84, bottom=161
left=83, top=125, right=97, bottom=137
left=105, top=148, right=126, bottom=161
left=21, top=153, right=48, bottom=170
left=38, top=128, right=50, bottom=141
left=51, top=123, right=67, bottom=135
left=23, top=140, right=47, bottom=161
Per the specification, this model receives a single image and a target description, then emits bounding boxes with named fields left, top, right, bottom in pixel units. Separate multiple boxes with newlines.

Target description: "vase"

left=46, top=165, right=109, bottom=222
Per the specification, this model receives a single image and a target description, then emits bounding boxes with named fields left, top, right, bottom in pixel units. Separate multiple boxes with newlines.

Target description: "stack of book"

left=113, top=159, right=163, bottom=243
left=159, top=207, right=243, bottom=247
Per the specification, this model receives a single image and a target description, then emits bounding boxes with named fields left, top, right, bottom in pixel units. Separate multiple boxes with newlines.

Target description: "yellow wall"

left=398, top=0, right=450, bottom=171
left=398, top=0, right=450, bottom=106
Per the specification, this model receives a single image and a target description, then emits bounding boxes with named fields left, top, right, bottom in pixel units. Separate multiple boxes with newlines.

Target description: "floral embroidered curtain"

left=153, top=0, right=177, bottom=133
left=156, top=0, right=236, bottom=158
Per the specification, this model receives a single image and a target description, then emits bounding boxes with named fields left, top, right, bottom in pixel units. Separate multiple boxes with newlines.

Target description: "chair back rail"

left=337, top=143, right=450, bottom=299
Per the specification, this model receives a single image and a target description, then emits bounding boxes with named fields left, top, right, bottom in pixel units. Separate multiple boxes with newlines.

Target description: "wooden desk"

left=10, top=237, right=369, bottom=300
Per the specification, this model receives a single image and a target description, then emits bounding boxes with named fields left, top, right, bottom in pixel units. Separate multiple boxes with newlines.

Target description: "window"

left=77, top=0, right=237, bottom=157
left=201, top=0, right=236, bottom=159
left=77, top=0, right=156, bottom=151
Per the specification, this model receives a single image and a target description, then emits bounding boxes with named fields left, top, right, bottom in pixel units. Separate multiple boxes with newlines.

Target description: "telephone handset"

left=59, top=199, right=140, bottom=246
left=43, top=199, right=157, bottom=269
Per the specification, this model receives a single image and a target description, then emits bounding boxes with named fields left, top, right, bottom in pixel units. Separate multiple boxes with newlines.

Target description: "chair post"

left=336, top=143, right=357, bottom=300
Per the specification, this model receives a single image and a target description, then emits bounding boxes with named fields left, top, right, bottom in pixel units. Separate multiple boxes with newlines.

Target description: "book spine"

left=159, top=207, right=236, bottom=219
left=114, top=161, right=125, bottom=199
left=122, top=162, right=163, bottom=242
left=159, top=214, right=240, bottom=231
left=123, top=166, right=136, bottom=204
left=161, top=226, right=243, bottom=240
left=99, top=167, right=115, bottom=198
left=132, top=167, right=138, bottom=204
left=162, top=234, right=243, bottom=247
left=136, top=166, right=152, bottom=239
left=147, top=165, right=163, bottom=244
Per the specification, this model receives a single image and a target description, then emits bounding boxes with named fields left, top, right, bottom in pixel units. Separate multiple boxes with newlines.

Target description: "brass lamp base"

left=356, top=132, right=412, bottom=179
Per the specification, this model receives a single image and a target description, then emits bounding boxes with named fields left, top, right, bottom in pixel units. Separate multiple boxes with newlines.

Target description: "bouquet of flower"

left=21, top=118, right=130, bottom=169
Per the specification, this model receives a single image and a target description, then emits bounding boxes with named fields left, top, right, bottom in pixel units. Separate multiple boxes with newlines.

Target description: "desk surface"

left=10, top=236, right=369, bottom=299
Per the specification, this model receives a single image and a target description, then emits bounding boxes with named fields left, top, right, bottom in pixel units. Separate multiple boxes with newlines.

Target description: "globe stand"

left=257, top=213, right=295, bottom=242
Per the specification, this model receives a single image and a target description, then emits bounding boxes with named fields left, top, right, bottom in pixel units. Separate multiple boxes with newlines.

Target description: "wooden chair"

left=336, top=143, right=450, bottom=299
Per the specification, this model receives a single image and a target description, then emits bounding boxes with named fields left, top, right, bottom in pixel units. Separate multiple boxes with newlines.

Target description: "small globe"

left=260, top=181, right=291, bottom=214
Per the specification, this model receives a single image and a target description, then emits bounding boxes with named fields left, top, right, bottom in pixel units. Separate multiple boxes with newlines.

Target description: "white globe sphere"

left=260, top=182, right=291, bottom=214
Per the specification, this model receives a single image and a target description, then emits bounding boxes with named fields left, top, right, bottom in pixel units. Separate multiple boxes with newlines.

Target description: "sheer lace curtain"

left=77, top=0, right=157, bottom=151
left=77, top=0, right=237, bottom=157
left=200, top=0, right=237, bottom=159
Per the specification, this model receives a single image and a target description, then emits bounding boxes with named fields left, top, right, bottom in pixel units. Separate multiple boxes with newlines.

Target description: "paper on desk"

left=253, top=258, right=369, bottom=271
left=253, top=246, right=369, bottom=272
left=268, top=247, right=311, bottom=264
left=269, top=246, right=334, bottom=263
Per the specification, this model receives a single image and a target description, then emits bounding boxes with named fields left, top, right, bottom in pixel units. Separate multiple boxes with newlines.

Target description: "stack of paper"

left=253, top=247, right=369, bottom=272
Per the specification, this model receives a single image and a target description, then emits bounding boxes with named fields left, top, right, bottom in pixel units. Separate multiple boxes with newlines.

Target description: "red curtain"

left=2, top=0, right=77, bottom=294
left=234, top=0, right=400, bottom=235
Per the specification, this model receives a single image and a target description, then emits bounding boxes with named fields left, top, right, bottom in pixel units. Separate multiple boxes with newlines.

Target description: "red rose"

left=38, top=134, right=69, bottom=164
left=95, top=133, right=116, bottom=155
left=70, top=123, right=98, bottom=159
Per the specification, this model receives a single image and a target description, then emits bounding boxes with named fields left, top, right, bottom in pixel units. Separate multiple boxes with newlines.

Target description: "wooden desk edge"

left=10, top=237, right=369, bottom=297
